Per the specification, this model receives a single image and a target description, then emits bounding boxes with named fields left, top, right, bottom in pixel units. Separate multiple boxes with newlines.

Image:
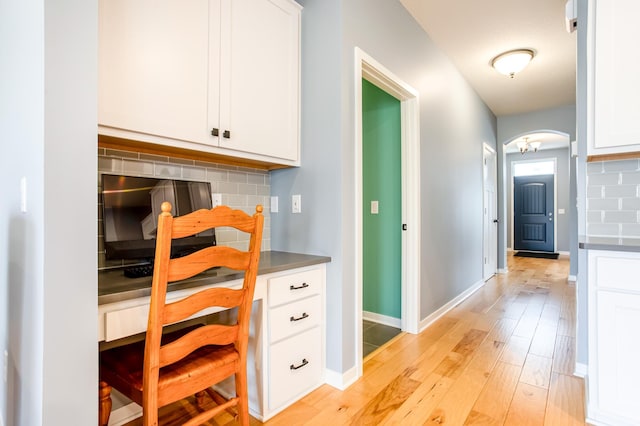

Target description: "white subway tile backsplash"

left=123, top=159, right=154, bottom=175
left=97, top=149, right=271, bottom=269
left=587, top=185, right=604, bottom=198
left=182, top=165, right=206, bottom=180
left=587, top=198, right=619, bottom=211
left=587, top=223, right=620, bottom=236
left=587, top=160, right=640, bottom=238
left=587, top=211, right=603, bottom=223
left=247, top=173, right=266, bottom=185
left=603, top=210, right=637, bottom=224
left=621, top=172, right=640, bottom=184
left=602, top=159, right=639, bottom=172
left=586, top=162, right=603, bottom=174
left=206, top=168, right=228, bottom=182
left=622, top=197, right=640, bottom=210
left=238, top=183, right=257, bottom=195
left=588, top=173, right=620, bottom=185
left=229, top=171, right=249, bottom=183
left=154, top=163, right=182, bottom=178
left=621, top=223, right=640, bottom=237
left=604, top=184, right=637, bottom=198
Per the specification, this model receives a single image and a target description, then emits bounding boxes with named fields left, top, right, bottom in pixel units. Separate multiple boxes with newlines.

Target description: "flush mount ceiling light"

left=491, top=49, right=535, bottom=78
left=517, top=137, right=541, bottom=155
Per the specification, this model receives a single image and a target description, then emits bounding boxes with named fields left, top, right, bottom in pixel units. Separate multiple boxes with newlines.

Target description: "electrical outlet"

left=212, top=193, right=222, bottom=207
left=292, top=194, right=301, bottom=213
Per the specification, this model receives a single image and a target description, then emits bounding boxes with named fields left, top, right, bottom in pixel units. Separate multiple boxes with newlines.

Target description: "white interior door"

left=483, top=144, right=498, bottom=280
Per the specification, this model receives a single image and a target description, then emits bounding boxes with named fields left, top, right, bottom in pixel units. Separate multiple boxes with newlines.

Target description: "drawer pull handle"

left=290, top=282, right=309, bottom=291
left=290, top=312, right=309, bottom=322
left=290, top=358, right=309, bottom=370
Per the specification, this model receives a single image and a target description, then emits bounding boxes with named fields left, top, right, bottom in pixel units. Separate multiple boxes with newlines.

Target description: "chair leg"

left=99, top=381, right=112, bottom=426
left=195, top=390, right=206, bottom=408
left=235, top=371, right=249, bottom=425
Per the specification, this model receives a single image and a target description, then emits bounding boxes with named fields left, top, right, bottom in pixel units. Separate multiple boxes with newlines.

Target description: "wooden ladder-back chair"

left=99, top=202, right=264, bottom=426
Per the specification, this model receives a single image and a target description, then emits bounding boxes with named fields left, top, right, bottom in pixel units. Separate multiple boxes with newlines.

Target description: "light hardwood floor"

left=125, top=253, right=585, bottom=426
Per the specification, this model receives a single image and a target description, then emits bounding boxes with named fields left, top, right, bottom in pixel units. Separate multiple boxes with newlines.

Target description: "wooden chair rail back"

left=99, top=202, right=264, bottom=426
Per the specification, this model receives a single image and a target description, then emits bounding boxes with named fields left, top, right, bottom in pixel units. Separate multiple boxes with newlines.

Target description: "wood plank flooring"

left=124, top=253, right=585, bottom=426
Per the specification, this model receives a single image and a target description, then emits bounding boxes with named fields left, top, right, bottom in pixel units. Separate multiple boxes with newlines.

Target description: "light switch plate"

left=371, top=200, right=379, bottom=214
left=271, top=196, right=278, bottom=213
left=212, top=193, right=222, bottom=207
left=292, top=194, right=301, bottom=213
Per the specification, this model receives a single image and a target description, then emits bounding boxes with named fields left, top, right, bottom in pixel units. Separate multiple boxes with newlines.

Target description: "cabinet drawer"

left=592, top=251, right=640, bottom=292
left=269, top=326, right=322, bottom=411
left=269, top=295, right=321, bottom=343
left=269, top=268, right=322, bottom=307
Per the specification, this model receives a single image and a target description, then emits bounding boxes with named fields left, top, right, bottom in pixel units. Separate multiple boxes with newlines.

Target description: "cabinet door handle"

left=290, top=312, right=309, bottom=322
left=290, top=282, right=309, bottom=291
left=223, top=130, right=231, bottom=138
left=290, top=358, right=309, bottom=370
left=211, top=128, right=219, bottom=137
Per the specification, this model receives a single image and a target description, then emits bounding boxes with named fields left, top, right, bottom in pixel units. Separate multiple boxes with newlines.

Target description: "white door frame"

left=354, top=47, right=421, bottom=378
left=482, top=143, right=498, bottom=280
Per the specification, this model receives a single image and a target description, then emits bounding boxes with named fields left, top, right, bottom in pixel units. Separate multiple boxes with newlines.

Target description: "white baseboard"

left=418, top=279, right=485, bottom=333
left=568, top=274, right=577, bottom=282
left=558, top=250, right=570, bottom=256
left=363, top=311, right=401, bottom=328
left=109, top=402, right=142, bottom=426
left=574, top=362, right=587, bottom=378
left=324, top=365, right=358, bottom=391
left=497, top=268, right=508, bottom=274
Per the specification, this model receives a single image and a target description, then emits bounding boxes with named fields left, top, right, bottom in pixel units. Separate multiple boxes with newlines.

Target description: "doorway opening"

left=511, top=158, right=558, bottom=253
left=354, top=48, right=420, bottom=375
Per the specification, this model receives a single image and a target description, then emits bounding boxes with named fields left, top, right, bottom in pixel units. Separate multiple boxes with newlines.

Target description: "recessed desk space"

left=98, top=251, right=330, bottom=423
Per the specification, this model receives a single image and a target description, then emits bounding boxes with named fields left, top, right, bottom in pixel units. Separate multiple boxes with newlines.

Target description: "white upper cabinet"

left=588, top=0, right=640, bottom=156
left=98, top=0, right=301, bottom=166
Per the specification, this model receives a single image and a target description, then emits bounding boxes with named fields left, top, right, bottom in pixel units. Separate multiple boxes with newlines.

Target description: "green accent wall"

left=362, top=79, right=401, bottom=319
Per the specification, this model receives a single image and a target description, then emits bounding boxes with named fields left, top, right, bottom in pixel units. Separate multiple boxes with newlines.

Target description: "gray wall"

left=0, top=0, right=98, bottom=424
left=497, top=105, right=578, bottom=276
left=506, top=148, right=571, bottom=253
left=271, top=0, right=497, bottom=375
left=575, top=0, right=588, bottom=367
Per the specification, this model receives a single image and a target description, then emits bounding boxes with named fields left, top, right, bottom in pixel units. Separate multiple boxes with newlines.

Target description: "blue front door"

left=514, top=174, right=554, bottom=252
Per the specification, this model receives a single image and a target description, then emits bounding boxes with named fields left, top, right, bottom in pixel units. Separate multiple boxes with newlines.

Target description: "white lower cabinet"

left=269, top=326, right=322, bottom=411
left=587, top=250, right=640, bottom=426
left=265, top=267, right=325, bottom=417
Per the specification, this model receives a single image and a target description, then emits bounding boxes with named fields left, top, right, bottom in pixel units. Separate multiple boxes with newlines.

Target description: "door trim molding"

left=482, top=143, right=498, bottom=280
left=354, top=47, right=421, bottom=378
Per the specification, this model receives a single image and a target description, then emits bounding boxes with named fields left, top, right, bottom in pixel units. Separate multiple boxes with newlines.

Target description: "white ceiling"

left=399, top=0, right=577, bottom=117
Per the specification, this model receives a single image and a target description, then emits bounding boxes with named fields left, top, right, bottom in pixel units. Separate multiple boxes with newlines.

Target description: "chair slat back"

left=143, top=202, right=263, bottom=399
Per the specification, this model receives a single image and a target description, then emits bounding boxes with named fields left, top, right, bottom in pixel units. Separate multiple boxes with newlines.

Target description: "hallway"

left=263, top=253, right=584, bottom=425
left=126, top=253, right=585, bottom=425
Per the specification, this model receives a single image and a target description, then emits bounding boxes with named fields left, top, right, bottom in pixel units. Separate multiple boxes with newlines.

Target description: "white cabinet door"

left=219, top=0, right=300, bottom=161
left=595, top=290, right=640, bottom=423
left=588, top=0, right=640, bottom=155
left=99, top=0, right=218, bottom=145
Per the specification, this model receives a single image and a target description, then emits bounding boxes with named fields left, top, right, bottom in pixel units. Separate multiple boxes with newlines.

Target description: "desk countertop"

left=99, top=251, right=331, bottom=305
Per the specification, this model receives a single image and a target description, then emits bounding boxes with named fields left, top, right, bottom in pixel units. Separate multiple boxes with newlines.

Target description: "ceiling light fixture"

left=491, top=49, right=535, bottom=78
left=517, top=137, right=541, bottom=155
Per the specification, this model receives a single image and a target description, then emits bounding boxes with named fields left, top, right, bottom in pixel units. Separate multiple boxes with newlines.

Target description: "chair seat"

left=100, top=325, right=239, bottom=407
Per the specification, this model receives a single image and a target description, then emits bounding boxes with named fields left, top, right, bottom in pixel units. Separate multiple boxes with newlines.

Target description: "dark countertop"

left=579, top=236, right=640, bottom=253
left=99, top=251, right=331, bottom=305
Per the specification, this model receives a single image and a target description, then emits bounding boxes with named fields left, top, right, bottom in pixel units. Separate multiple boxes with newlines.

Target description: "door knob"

left=493, top=219, right=499, bottom=223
